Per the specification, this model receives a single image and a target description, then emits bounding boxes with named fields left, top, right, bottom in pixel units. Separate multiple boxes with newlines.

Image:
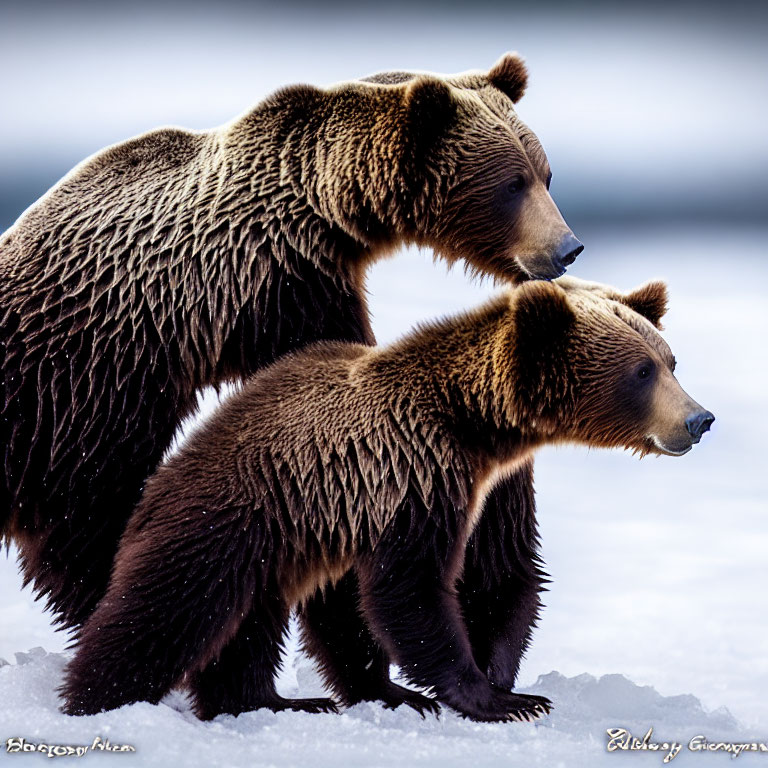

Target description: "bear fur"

left=0, top=53, right=581, bottom=709
left=60, top=279, right=712, bottom=722
left=0, top=53, right=582, bottom=703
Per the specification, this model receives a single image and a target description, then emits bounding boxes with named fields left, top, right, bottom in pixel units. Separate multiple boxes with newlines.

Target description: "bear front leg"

left=459, top=460, right=548, bottom=690
left=298, top=571, right=440, bottom=716
left=356, top=496, right=551, bottom=723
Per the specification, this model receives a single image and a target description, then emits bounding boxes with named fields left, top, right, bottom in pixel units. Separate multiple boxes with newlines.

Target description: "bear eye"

left=506, top=175, right=526, bottom=196
left=637, top=365, right=652, bottom=380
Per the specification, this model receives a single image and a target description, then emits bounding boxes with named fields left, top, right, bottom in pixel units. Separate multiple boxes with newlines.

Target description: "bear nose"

left=553, top=233, right=584, bottom=271
left=685, top=410, right=715, bottom=441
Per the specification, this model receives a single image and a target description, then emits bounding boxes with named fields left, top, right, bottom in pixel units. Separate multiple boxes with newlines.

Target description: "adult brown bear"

left=0, top=53, right=581, bottom=710
left=59, top=279, right=714, bottom=721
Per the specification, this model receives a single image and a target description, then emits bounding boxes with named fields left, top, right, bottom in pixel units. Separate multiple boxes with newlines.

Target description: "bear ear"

left=620, top=281, right=669, bottom=329
left=510, top=282, right=576, bottom=426
left=487, top=52, right=528, bottom=103
left=405, top=77, right=456, bottom=136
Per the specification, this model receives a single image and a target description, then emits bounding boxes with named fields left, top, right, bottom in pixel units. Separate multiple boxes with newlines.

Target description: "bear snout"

left=553, top=233, right=584, bottom=271
left=685, top=409, right=715, bottom=443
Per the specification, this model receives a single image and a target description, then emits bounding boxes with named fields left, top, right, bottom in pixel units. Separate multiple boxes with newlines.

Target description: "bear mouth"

left=513, top=256, right=567, bottom=282
left=657, top=445, right=692, bottom=457
left=647, top=434, right=693, bottom=457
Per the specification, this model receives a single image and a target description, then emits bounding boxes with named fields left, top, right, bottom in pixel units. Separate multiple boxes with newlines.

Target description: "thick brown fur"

left=344, top=52, right=584, bottom=704
left=0, top=50, right=579, bottom=669
left=60, top=280, right=711, bottom=721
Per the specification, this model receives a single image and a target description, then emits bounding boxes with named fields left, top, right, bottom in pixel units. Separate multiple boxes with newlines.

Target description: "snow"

left=1, top=225, right=767, bottom=764
left=0, top=646, right=764, bottom=768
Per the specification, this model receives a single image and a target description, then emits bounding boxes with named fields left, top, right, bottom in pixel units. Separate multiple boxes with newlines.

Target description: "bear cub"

left=60, top=279, right=713, bottom=722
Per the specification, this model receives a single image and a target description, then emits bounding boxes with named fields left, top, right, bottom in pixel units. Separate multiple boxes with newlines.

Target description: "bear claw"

left=380, top=683, right=441, bottom=718
left=450, top=687, right=553, bottom=723
left=276, top=696, right=340, bottom=715
left=347, top=681, right=440, bottom=717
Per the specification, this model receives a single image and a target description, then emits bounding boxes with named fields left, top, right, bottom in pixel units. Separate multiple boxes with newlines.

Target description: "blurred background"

left=1, top=0, right=766, bottom=730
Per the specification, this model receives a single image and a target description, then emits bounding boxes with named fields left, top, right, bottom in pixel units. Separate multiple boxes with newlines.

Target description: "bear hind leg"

left=60, top=502, right=264, bottom=715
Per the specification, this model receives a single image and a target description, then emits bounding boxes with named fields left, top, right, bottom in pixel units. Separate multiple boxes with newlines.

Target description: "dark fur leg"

left=60, top=502, right=265, bottom=715
left=356, top=494, right=551, bottom=723
left=460, top=461, right=548, bottom=690
left=299, top=572, right=439, bottom=716
left=14, top=448, right=168, bottom=629
left=9, top=360, right=188, bottom=630
left=191, top=598, right=338, bottom=719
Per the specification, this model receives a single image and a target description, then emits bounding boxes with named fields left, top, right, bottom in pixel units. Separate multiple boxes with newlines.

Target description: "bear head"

left=362, top=53, right=583, bottom=282
left=508, top=279, right=714, bottom=457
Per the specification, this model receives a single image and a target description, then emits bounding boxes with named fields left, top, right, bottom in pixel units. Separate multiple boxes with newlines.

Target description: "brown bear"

left=59, top=279, right=713, bottom=722
left=0, top=53, right=581, bottom=711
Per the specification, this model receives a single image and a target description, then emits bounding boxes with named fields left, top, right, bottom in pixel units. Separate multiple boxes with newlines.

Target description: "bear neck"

left=231, top=85, right=434, bottom=254
left=372, top=295, right=542, bottom=462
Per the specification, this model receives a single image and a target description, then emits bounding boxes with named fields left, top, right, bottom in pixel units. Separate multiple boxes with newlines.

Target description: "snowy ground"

left=0, top=646, right=763, bottom=768
left=1, top=224, right=767, bottom=765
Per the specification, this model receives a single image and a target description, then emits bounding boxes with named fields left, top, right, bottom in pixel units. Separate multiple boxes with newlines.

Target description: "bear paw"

left=378, top=681, right=441, bottom=718
left=443, top=681, right=553, bottom=723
